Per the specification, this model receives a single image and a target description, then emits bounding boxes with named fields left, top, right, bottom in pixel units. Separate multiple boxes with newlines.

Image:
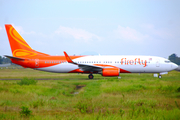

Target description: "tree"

left=169, top=53, right=180, bottom=65
left=0, top=56, right=11, bottom=64
left=3, top=57, right=11, bottom=63
left=0, top=56, right=2, bottom=64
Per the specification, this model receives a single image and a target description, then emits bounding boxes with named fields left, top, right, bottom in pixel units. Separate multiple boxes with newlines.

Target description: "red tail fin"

left=5, top=24, right=49, bottom=57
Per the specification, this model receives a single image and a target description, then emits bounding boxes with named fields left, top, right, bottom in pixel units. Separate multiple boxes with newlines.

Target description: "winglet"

left=63, top=51, right=77, bottom=65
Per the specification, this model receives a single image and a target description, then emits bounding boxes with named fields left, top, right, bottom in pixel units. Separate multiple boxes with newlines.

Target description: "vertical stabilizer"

left=5, top=24, right=49, bottom=57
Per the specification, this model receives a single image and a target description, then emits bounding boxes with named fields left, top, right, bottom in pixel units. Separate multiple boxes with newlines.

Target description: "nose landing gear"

left=158, top=75, right=162, bottom=78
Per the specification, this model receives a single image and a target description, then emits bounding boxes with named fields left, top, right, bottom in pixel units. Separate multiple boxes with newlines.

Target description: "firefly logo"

left=121, top=58, right=147, bottom=67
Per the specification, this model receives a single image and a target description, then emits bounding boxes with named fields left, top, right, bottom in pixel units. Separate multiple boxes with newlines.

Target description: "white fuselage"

left=37, top=55, right=178, bottom=74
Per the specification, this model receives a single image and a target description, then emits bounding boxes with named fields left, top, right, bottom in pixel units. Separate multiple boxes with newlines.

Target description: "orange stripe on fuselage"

left=93, top=64, right=131, bottom=73
left=119, top=68, right=131, bottom=73
left=93, top=64, right=118, bottom=68
left=68, top=68, right=99, bottom=74
left=12, top=55, right=84, bottom=68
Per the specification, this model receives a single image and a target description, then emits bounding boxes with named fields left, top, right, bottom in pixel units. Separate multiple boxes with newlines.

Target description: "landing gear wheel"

left=158, top=75, right=162, bottom=78
left=88, top=74, right=94, bottom=79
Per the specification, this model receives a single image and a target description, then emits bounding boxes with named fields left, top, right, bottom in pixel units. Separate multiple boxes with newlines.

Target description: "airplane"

left=4, top=24, right=178, bottom=79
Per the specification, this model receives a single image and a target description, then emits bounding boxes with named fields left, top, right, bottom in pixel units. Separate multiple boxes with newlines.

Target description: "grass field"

left=0, top=68, right=180, bottom=120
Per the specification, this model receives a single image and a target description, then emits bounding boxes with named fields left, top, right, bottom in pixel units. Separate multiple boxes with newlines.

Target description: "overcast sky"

left=0, top=0, right=180, bottom=58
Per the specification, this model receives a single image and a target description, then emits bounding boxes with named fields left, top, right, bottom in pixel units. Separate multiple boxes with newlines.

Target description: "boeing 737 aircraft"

left=4, top=24, right=178, bottom=79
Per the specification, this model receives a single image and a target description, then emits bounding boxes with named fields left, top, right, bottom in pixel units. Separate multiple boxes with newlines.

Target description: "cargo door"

left=35, top=59, right=39, bottom=67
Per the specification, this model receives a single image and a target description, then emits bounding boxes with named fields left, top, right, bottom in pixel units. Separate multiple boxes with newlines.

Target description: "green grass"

left=0, top=68, right=180, bottom=119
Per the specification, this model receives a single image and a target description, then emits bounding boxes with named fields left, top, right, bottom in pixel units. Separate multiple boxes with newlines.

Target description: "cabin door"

left=156, top=59, right=160, bottom=67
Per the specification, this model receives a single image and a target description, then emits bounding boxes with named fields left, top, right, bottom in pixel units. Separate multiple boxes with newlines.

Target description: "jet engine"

left=102, top=68, right=120, bottom=77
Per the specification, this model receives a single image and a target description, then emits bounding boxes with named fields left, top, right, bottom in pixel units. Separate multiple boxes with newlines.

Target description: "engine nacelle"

left=102, top=68, right=120, bottom=77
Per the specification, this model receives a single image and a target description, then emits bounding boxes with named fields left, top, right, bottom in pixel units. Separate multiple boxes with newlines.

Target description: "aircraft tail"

left=5, top=24, right=49, bottom=58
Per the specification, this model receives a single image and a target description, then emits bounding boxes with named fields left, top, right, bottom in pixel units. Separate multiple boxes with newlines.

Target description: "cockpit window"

left=165, top=60, right=170, bottom=63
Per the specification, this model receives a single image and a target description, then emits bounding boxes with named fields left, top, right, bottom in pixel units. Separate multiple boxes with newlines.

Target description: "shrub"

left=17, top=77, right=37, bottom=85
left=175, top=101, right=180, bottom=109
left=19, top=106, right=32, bottom=117
left=75, top=101, right=88, bottom=113
left=177, top=87, right=180, bottom=92
left=75, top=100, right=95, bottom=114
left=119, top=108, right=125, bottom=117
left=32, top=99, right=44, bottom=108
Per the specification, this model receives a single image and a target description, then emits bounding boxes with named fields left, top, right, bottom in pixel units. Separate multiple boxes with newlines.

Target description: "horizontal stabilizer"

left=4, top=55, right=25, bottom=61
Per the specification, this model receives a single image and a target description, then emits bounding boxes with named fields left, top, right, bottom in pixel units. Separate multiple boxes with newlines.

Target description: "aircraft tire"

left=88, top=74, right=94, bottom=79
left=158, top=75, right=162, bottom=78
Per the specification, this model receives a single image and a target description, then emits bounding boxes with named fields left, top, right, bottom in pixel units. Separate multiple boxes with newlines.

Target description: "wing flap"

left=79, top=64, right=102, bottom=72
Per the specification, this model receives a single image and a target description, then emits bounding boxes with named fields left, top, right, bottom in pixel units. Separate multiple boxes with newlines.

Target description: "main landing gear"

left=88, top=73, right=94, bottom=79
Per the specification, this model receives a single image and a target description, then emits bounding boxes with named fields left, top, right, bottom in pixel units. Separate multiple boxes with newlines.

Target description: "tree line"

left=169, top=54, right=180, bottom=65
left=0, top=54, right=180, bottom=65
left=0, top=56, right=11, bottom=64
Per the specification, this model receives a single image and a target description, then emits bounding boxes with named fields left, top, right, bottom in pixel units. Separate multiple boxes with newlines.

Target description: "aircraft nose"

left=171, top=63, right=178, bottom=70
left=175, top=66, right=180, bottom=71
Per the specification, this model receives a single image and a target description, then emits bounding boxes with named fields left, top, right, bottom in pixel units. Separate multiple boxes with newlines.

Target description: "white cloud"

left=141, top=24, right=155, bottom=29
left=0, top=26, right=2, bottom=30
left=55, top=26, right=101, bottom=42
left=113, top=25, right=149, bottom=42
left=13, top=24, right=35, bottom=35
left=141, top=23, right=173, bottom=39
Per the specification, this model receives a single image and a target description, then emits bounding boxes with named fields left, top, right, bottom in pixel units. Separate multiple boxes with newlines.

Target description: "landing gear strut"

left=88, top=74, right=94, bottom=79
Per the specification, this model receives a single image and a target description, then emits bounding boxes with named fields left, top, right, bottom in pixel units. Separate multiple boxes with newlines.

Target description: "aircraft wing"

left=78, top=64, right=102, bottom=72
left=64, top=51, right=102, bottom=72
